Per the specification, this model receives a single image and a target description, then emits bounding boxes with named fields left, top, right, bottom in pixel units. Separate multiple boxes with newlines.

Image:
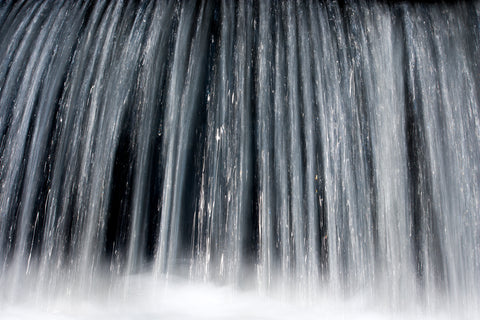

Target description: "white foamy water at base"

left=0, top=275, right=469, bottom=320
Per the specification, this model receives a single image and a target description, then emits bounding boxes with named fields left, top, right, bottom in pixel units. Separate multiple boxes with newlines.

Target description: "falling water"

left=1, top=0, right=479, bottom=318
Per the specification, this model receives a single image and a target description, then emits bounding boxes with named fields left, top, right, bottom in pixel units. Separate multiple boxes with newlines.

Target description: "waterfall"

left=1, top=0, right=479, bottom=317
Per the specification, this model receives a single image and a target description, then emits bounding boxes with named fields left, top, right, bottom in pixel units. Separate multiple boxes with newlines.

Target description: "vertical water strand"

left=416, top=4, right=458, bottom=304
left=14, top=0, right=87, bottom=287
left=0, top=0, right=49, bottom=275
left=402, top=4, right=445, bottom=304
left=343, top=3, right=381, bottom=293
left=70, top=0, right=123, bottom=285
left=191, top=0, right=235, bottom=282
left=155, top=1, right=196, bottom=276
left=126, top=0, right=174, bottom=277
left=190, top=37, right=209, bottom=280
left=64, top=0, right=125, bottom=282
left=415, top=7, right=452, bottom=304
left=426, top=4, right=480, bottom=309
left=0, top=1, right=54, bottom=273
left=272, top=1, right=291, bottom=286
left=328, top=2, right=350, bottom=290
left=78, top=0, right=149, bottom=286
left=125, top=0, right=159, bottom=276
left=210, top=0, right=234, bottom=281
left=297, top=0, right=320, bottom=294
left=308, top=0, right=335, bottom=287
left=462, top=2, right=480, bottom=305
left=406, top=4, right=480, bottom=308
left=166, top=0, right=211, bottom=275
left=319, top=2, right=367, bottom=292
left=192, top=3, right=213, bottom=280
left=256, top=0, right=275, bottom=290
left=284, top=0, right=306, bottom=286
left=469, top=2, right=480, bottom=307
left=307, top=0, right=330, bottom=283
left=0, top=1, right=18, bottom=34
left=317, top=2, right=341, bottom=290
left=0, top=1, right=42, bottom=134
left=413, top=5, right=480, bottom=306
left=344, top=4, right=376, bottom=292
left=225, top=0, right=253, bottom=284
left=351, top=3, right=380, bottom=291
left=2, top=1, right=69, bottom=292
left=322, top=2, right=356, bottom=291
left=37, top=0, right=111, bottom=292
left=193, top=133, right=208, bottom=280
left=156, top=1, right=212, bottom=277
left=363, top=3, right=415, bottom=303
left=342, top=2, right=374, bottom=295
left=190, top=44, right=211, bottom=280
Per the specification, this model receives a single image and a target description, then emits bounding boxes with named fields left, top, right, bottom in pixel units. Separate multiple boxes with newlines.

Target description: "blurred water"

left=0, top=275, right=459, bottom=320
left=0, top=0, right=479, bottom=318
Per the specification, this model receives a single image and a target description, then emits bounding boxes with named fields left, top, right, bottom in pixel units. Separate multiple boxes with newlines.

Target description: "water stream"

left=0, top=0, right=479, bottom=318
